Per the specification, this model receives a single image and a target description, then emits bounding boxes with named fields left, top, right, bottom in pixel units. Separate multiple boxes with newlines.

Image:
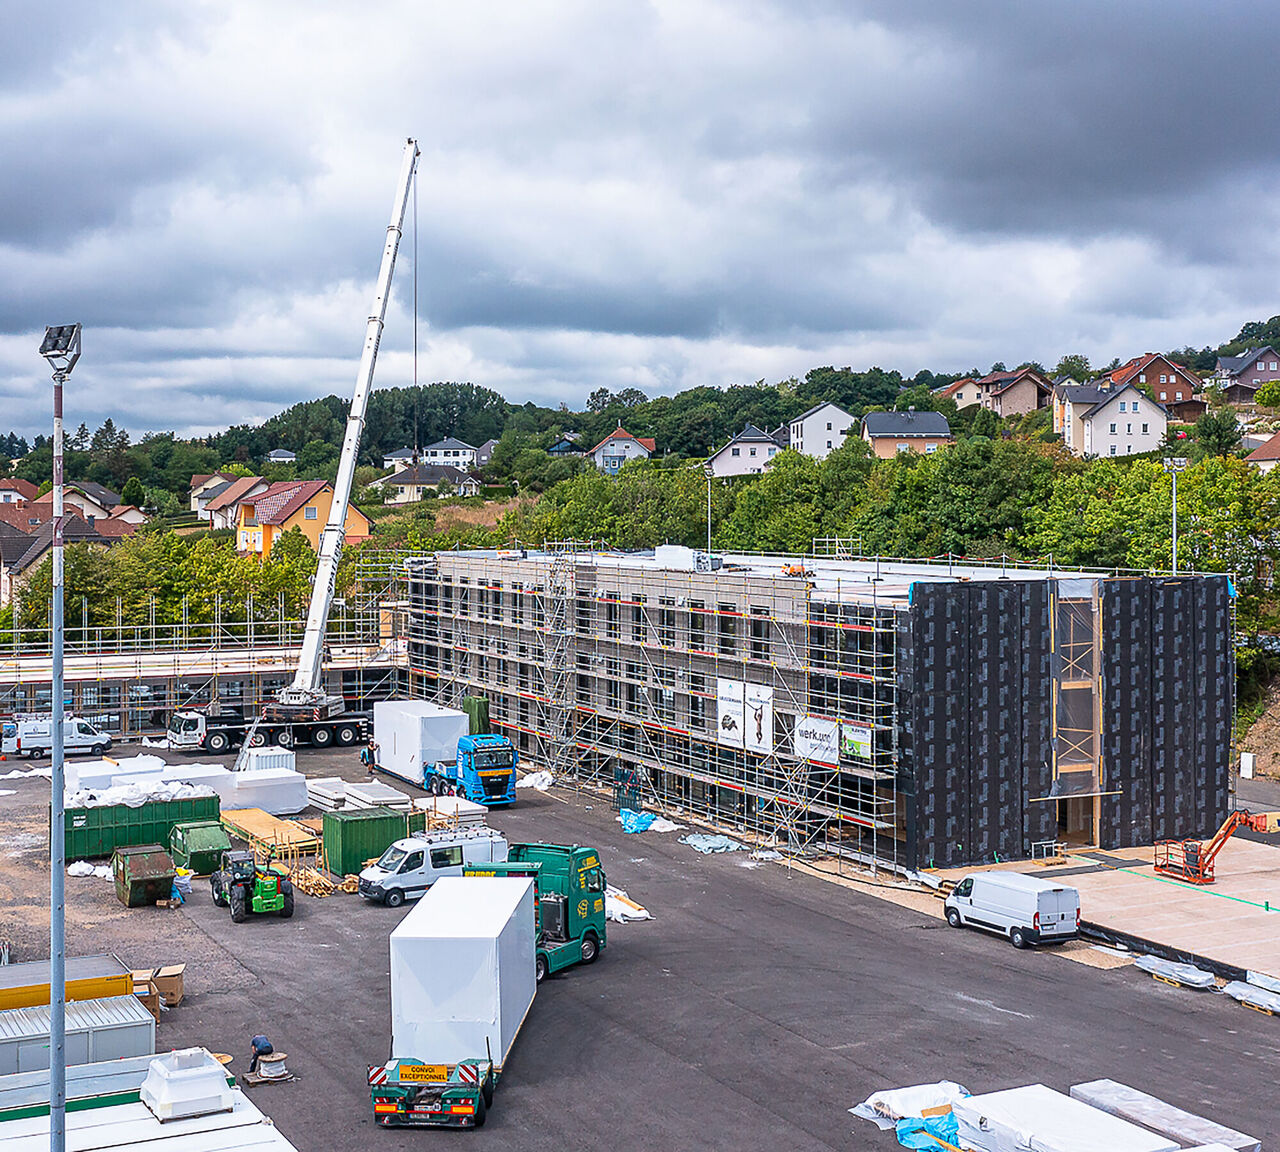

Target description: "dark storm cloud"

left=810, top=2, right=1280, bottom=254
left=2, top=2, right=1279, bottom=439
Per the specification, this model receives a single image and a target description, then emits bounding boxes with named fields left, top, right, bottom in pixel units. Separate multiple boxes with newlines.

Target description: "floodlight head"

left=40, top=323, right=81, bottom=374
left=1162, top=456, right=1188, bottom=472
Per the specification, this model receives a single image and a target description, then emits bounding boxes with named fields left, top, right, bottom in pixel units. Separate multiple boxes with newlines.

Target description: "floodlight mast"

left=276, top=139, right=419, bottom=713
left=38, top=322, right=81, bottom=1152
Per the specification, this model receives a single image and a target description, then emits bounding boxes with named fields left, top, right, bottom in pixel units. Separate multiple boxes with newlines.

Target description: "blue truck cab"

left=425, top=733, right=517, bottom=807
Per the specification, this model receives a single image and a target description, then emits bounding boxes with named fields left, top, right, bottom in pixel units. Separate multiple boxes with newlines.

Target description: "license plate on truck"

left=397, top=1063, right=449, bottom=1082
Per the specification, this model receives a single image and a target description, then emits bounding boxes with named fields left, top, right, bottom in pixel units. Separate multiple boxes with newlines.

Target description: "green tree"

left=1191, top=409, right=1243, bottom=459
left=120, top=477, right=145, bottom=507
left=1254, top=379, right=1280, bottom=409
left=1053, top=354, right=1092, bottom=382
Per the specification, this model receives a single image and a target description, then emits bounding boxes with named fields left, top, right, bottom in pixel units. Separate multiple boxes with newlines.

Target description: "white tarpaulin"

left=743, top=684, right=773, bottom=754
left=516, top=770, right=554, bottom=791
left=605, top=885, right=652, bottom=922
left=794, top=716, right=839, bottom=765
left=849, top=1081, right=970, bottom=1130
left=716, top=679, right=744, bottom=748
left=953, top=1085, right=1179, bottom=1152
left=390, top=877, right=536, bottom=1070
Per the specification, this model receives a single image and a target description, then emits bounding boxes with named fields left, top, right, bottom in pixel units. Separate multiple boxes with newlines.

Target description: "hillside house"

left=236, top=480, right=372, bottom=556
left=861, top=410, right=954, bottom=458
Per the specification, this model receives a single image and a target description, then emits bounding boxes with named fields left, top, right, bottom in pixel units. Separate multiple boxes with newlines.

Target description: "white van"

left=358, top=827, right=508, bottom=907
left=4, top=715, right=113, bottom=759
left=944, top=871, right=1080, bottom=948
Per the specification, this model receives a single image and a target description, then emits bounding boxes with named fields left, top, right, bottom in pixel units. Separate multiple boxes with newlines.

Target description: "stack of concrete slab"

left=306, top=777, right=348, bottom=811
left=414, top=796, right=489, bottom=827
left=343, top=779, right=412, bottom=811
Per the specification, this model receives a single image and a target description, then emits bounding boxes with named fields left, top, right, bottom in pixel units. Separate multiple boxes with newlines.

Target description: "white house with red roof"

left=590, top=426, right=656, bottom=474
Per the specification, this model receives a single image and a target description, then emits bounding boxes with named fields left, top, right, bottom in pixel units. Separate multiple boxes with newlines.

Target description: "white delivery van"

left=8, top=715, right=112, bottom=759
left=359, top=827, right=508, bottom=908
left=944, top=871, right=1080, bottom=948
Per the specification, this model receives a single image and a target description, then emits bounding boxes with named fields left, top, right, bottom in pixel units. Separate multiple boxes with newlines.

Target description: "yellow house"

left=236, top=480, right=372, bottom=555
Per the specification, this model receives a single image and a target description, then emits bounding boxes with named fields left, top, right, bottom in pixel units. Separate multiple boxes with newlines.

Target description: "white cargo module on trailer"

left=373, top=701, right=471, bottom=788
left=389, top=876, right=536, bottom=1071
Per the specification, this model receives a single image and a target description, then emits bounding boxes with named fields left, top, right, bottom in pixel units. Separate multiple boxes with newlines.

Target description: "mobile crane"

left=169, top=139, right=420, bottom=750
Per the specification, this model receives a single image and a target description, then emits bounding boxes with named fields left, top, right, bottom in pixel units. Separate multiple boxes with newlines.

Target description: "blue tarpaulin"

left=895, top=1113, right=960, bottom=1149
left=618, top=808, right=657, bottom=834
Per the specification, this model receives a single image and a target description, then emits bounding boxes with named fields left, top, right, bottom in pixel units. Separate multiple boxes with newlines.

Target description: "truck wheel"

left=311, top=726, right=333, bottom=748
left=248, top=730, right=267, bottom=748
left=276, top=729, right=294, bottom=748
left=535, top=954, right=548, bottom=983
left=1010, top=927, right=1029, bottom=949
left=481, top=1071, right=493, bottom=1108
left=428, top=777, right=441, bottom=797
left=90, top=743, right=106, bottom=757
left=946, top=908, right=962, bottom=929
left=206, top=731, right=230, bottom=754
left=280, top=883, right=295, bottom=918
left=335, top=724, right=358, bottom=746
left=473, top=1090, right=487, bottom=1127
left=581, top=933, right=599, bottom=964
left=230, top=890, right=247, bottom=923
left=385, top=889, right=404, bottom=909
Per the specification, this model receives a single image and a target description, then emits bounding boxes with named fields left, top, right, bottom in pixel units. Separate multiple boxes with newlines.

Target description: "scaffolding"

left=0, top=552, right=407, bottom=737
left=403, top=546, right=911, bottom=872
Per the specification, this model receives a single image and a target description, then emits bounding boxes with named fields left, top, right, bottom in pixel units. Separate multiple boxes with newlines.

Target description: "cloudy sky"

left=2, top=1, right=1277, bottom=439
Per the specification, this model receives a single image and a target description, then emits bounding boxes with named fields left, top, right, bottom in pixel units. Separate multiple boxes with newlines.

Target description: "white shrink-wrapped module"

left=389, top=876, right=535, bottom=1071
left=228, top=767, right=308, bottom=815
left=374, top=701, right=470, bottom=787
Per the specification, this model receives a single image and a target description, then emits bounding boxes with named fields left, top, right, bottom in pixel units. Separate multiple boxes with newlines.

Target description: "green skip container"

left=57, top=796, right=221, bottom=860
left=168, top=820, right=232, bottom=876
left=112, top=845, right=176, bottom=908
left=322, top=807, right=409, bottom=878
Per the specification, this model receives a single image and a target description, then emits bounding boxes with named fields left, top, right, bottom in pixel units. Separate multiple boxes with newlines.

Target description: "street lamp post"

left=703, top=464, right=713, bottom=555
left=39, top=323, right=81, bottom=1152
left=1163, top=456, right=1188, bottom=575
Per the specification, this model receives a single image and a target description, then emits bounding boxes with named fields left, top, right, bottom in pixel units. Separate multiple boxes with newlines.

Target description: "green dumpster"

left=169, top=820, right=232, bottom=875
left=58, top=795, right=220, bottom=859
left=322, top=807, right=409, bottom=877
left=461, top=695, right=490, bottom=735
left=112, top=845, right=176, bottom=908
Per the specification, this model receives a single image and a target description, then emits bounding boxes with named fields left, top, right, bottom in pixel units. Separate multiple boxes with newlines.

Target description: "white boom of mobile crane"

left=269, top=137, right=420, bottom=721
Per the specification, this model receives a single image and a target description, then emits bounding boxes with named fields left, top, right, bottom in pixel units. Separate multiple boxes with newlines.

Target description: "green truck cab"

left=465, top=842, right=606, bottom=982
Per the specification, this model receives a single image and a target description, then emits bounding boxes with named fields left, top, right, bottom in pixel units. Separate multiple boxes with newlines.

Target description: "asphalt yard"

left=2, top=744, right=1278, bottom=1150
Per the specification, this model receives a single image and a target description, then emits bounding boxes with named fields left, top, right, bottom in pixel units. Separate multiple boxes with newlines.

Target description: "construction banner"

left=840, top=723, right=873, bottom=760
left=794, top=716, right=839, bottom=766
left=743, top=684, right=774, bottom=754
left=716, top=679, right=745, bottom=748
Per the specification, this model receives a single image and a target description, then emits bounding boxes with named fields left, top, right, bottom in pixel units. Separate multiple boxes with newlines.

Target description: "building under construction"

left=0, top=554, right=405, bottom=737
left=405, top=544, right=1234, bottom=872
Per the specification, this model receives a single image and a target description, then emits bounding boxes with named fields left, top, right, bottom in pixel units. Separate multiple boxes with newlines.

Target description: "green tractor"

left=210, top=849, right=295, bottom=922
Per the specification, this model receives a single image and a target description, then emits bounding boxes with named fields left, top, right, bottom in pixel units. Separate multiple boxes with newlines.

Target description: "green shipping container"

left=169, top=820, right=232, bottom=875
left=322, top=807, right=409, bottom=878
left=460, top=695, right=490, bottom=735
left=57, top=796, right=221, bottom=860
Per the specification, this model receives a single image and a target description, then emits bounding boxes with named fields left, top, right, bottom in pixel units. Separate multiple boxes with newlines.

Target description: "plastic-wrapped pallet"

left=228, top=767, right=308, bottom=815
left=953, top=1085, right=1178, bottom=1152
left=1070, top=1080, right=1258, bottom=1152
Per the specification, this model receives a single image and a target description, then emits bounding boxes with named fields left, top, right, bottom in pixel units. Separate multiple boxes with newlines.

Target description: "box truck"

left=372, top=701, right=516, bottom=807
left=369, top=876, right=535, bottom=1127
